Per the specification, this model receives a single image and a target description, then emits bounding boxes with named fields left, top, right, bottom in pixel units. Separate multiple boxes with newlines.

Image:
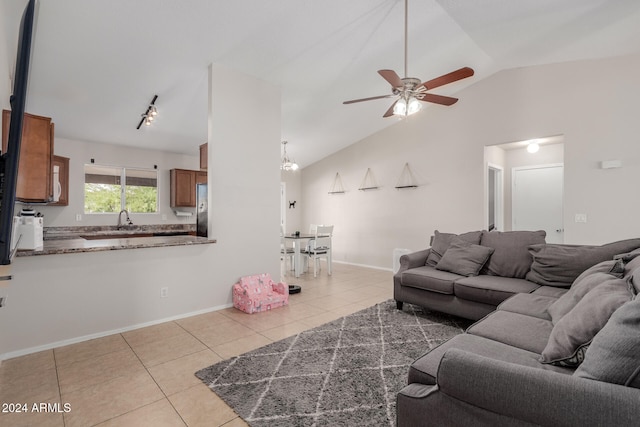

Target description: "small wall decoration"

left=359, top=168, right=379, bottom=190
left=395, top=162, right=418, bottom=189
left=289, top=201, right=296, bottom=209
left=329, top=172, right=345, bottom=194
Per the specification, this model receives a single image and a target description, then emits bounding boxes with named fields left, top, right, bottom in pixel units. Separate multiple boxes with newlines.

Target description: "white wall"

left=0, top=65, right=281, bottom=360
left=281, top=170, right=302, bottom=234
left=301, top=54, right=640, bottom=269
left=37, top=137, right=200, bottom=227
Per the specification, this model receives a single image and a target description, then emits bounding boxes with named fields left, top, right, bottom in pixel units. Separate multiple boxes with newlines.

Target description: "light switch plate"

left=575, top=213, right=587, bottom=223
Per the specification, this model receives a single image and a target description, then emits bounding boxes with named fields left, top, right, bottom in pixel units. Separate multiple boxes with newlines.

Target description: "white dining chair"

left=280, top=226, right=295, bottom=273
left=303, top=225, right=333, bottom=277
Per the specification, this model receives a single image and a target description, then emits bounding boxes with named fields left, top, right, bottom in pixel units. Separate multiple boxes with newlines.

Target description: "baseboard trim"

left=333, top=260, right=393, bottom=272
left=0, top=302, right=235, bottom=361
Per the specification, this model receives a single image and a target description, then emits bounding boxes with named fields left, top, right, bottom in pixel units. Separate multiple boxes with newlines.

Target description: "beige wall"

left=301, top=54, right=640, bottom=269
left=1, top=66, right=281, bottom=359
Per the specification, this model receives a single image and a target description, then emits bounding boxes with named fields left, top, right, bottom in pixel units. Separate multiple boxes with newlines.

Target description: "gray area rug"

left=195, top=299, right=470, bottom=426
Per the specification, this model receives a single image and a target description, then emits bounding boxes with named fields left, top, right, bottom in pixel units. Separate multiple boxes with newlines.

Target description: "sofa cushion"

left=454, top=275, right=540, bottom=306
left=547, top=260, right=624, bottom=324
left=408, top=333, right=570, bottom=385
left=425, top=230, right=482, bottom=267
left=497, top=294, right=557, bottom=320
left=531, top=286, right=568, bottom=299
left=400, top=266, right=459, bottom=294
left=540, top=279, right=631, bottom=367
left=574, top=295, right=640, bottom=388
left=467, top=311, right=553, bottom=354
left=526, top=238, right=640, bottom=287
left=480, top=230, right=546, bottom=279
left=435, top=240, right=494, bottom=277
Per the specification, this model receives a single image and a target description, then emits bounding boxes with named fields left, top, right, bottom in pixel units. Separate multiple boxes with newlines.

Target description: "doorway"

left=512, top=164, right=564, bottom=243
left=487, top=164, right=504, bottom=231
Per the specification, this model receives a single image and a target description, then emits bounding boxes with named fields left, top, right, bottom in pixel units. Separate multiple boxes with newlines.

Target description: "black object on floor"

left=288, top=284, right=301, bottom=294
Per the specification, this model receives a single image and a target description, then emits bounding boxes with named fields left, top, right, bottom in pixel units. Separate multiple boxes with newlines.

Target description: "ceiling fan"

left=343, top=0, right=474, bottom=118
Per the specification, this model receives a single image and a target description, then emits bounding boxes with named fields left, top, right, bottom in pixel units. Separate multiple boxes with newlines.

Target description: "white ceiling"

left=3, top=0, right=640, bottom=168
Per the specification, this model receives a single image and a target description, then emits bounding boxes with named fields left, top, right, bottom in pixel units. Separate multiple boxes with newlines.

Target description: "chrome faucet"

left=117, top=209, right=133, bottom=229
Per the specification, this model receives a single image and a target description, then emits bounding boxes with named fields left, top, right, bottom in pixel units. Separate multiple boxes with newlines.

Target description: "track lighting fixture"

left=137, top=95, right=158, bottom=129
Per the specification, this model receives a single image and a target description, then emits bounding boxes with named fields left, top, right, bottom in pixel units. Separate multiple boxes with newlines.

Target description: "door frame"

left=486, top=163, right=504, bottom=232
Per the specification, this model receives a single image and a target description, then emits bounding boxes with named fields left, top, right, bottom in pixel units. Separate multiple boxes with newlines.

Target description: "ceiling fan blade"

left=420, top=67, right=474, bottom=91
left=343, top=94, right=394, bottom=105
left=420, top=93, right=458, bottom=106
left=378, top=69, right=403, bottom=88
left=383, top=100, right=397, bottom=118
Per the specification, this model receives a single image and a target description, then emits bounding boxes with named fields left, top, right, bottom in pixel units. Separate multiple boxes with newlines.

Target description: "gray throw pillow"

left=547, top=260, right=625, bottom=324
left=574, top=295, right=640, bottom=388
left=435, top=240, right=495, bottom=277
left=425, top=230, right=482, bottom=266
left=479, top=230, right=546, bottom=279
left=540, top=279, right=631, bottom=367
left=526, top=238, right=640, bottom=287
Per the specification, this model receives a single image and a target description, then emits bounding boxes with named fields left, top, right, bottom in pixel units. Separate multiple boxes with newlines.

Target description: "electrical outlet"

left=0, top=296, right=6, bottom=308
left=160, top=287, right=168, bottom=298
left=574, top=213, right=587, bottom=223
left=75, top=214, right=82, bottom=221
left=161, top=214, right=167, bottom=221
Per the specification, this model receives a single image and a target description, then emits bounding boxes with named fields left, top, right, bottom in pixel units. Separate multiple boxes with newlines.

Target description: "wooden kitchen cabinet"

left=2, top=109, right=55, bottom=202
left=170, top=168, right=207, bottom=207
left=199, top=143, right=208, bottom=170
left=49, top=155, right=69, bottom=206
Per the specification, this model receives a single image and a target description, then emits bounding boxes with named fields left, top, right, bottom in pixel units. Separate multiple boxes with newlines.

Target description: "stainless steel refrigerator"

left=196, top=183, right=207, bottom=237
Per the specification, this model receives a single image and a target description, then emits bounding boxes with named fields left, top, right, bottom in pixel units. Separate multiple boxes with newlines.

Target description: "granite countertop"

left=16, top=224, right=216, bottom=257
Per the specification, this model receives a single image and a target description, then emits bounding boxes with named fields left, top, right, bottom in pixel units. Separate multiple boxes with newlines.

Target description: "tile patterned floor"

left=0, top=263, right=393, bottom=427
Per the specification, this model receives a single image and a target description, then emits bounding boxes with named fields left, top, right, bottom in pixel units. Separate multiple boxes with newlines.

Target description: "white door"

left=512, top=164, right=564, bottom=243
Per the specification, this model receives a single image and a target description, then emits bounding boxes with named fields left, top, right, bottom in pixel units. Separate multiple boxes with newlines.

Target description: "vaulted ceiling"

left=3, top=0, right=640, bottom=167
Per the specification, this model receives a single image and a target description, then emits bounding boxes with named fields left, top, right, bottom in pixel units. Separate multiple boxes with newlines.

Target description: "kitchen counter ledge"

left=16, top=225, right=215, bottom=257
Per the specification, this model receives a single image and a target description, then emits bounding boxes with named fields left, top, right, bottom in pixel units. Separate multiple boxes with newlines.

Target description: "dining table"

left=283, top=233, right=315, bottom=278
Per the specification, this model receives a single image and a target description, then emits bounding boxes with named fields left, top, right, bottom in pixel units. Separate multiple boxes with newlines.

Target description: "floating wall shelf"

left=395, top=163, right=418, bottom=189
left=328, top=172, right=345, bottom=194
left=359, top=168, right=379, bottom=191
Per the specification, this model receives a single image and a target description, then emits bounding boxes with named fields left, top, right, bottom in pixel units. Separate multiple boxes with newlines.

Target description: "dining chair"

left=303, top=225, right=333, bottom=277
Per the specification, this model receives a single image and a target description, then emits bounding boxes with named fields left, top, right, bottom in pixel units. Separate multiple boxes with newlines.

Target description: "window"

left=84, top=164, right=158, bottom=213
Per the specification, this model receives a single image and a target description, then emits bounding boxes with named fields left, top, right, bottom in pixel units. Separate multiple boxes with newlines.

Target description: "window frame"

left=84, top=163, right=159, bottom=214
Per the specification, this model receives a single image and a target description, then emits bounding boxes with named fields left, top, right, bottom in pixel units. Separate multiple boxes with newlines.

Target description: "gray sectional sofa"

left=393, top=230, right=640, bottom=320
left=394, top=231, right=640, bottom=426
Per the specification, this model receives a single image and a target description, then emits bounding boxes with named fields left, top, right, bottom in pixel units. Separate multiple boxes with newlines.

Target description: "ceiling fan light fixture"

left=393, top=98, right=407, bottom=116
left=407, top=97, right=422, bottom=115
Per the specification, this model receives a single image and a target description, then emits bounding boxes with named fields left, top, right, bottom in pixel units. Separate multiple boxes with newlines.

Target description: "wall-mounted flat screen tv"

left=0, top=0, right=38, bottom=267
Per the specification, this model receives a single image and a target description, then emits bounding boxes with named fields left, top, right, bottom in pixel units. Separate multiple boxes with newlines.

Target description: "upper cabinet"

left=170, top=168, right=207, bottom=207
left=2, top=110, right=54, bottom=202
left=199, top=143, right=208, bottom=170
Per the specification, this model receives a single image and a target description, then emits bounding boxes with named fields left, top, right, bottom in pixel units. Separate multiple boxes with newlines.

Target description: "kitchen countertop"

left=15, top=225, right=216, bottom=257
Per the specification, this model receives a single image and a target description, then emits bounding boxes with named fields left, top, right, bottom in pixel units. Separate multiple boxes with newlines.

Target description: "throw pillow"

left=425, top=230, right=482, bottom=266
left=479, top=230, right=546, bottom=279
left=574, top=296, right=640, bottom=388
left=526, top=238, right=640, bottom=287
left=547, top=260, right=624, bottom=324
left=540, top=279, right=631, bottom=367
left=435, top=240, right=495, bottom=277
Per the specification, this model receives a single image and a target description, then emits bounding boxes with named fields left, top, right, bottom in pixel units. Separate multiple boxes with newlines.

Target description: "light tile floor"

left=0, top=263, right=393, bottom=427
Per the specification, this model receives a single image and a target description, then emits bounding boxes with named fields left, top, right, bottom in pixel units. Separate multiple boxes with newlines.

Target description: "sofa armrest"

left=398, top=248, right=431, bottom=273
left=436, top=348, right=638, bottom=426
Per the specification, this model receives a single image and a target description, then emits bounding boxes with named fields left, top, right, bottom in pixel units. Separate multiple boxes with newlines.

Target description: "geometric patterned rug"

left=195, top=299, right=471, bottom=426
